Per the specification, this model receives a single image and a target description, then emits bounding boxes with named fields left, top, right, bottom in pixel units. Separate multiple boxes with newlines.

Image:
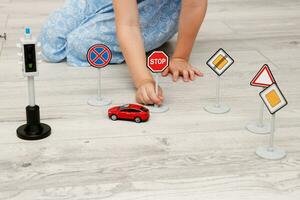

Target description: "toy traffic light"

left=24, top=44, right=37, bottom=73
left=17, top=27, right=40, bottom=77
left=16, top=27, right=51, bottom=140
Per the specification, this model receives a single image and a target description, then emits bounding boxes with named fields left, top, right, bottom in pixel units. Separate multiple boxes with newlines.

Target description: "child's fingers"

left=136, top=94, right=144, bottom=105
left=172, top=71, right=179, bottom=82
left=157, top=88, right=164, bottom=101
left=182, top=70, right=189, bottom=82
left=148, top=88, right=162, bottom=105
left=189, top=70, right=195, bottom=81
left=158, top=87, right=164, bottom=99
left=162, top=68, right=169, bottom=77
left=142, top=87, right=152, bottom=104
left=193, top=68, right=204, bottom=77
left=136, top=88, right=147, bottom=105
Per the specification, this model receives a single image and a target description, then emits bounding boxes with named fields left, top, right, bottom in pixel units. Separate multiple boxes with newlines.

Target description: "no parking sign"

left=86, top=44, right=113, bottom=107
left=87, top=44, right=112, bottom=68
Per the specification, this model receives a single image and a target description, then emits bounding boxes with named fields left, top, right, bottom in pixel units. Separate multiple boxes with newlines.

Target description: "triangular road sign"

left=250, top=64, right=276, bottom=87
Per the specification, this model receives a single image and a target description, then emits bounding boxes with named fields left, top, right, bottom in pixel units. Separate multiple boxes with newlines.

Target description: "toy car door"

left=118, top=108, right=130, bottom=119
left=128, top=109, right=141, bottom=120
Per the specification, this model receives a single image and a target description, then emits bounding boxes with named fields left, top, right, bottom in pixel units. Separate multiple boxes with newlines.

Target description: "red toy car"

left=108, top=104, right=150, bottom=123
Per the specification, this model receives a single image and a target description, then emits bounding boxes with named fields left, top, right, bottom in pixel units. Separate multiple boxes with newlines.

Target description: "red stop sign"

left=147, top=51, right=169, bottom=73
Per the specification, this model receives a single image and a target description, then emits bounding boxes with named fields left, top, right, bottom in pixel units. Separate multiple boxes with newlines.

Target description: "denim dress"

left=39, top=0, right=181, bottom=66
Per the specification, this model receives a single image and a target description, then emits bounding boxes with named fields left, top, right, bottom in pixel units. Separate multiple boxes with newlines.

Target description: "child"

left=39, top=0, right=207, bottom=105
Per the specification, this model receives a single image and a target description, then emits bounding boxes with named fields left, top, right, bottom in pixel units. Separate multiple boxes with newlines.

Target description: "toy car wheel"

left=134, top=117, right=142, bottom=123
left=111, top=115, right=118, bottom=121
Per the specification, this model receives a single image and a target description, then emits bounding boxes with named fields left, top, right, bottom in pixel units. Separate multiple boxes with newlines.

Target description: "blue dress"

left=39, top=0, right=181, bottom=67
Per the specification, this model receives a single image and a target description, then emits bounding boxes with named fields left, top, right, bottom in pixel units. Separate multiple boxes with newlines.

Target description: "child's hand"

left=162, top=58, right=203, bottom=82
left=136, top=80, right=163, bottom=106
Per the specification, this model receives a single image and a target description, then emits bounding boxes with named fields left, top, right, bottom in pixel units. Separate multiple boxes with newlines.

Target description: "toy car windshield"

left=120, top=104, right=129, bottom=109
left=140, top=107, right=148, bottom=112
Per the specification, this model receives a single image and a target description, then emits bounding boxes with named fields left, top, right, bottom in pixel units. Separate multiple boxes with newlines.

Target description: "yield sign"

left=250, top=64, right=276, bottom=87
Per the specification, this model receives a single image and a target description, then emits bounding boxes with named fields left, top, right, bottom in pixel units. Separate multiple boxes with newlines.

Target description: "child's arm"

left=113, top=0, right=163, bottom=105
left=162, top=0, right=207, bottom=82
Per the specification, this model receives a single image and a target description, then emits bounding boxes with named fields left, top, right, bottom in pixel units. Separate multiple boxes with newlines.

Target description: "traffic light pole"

left=16, top=27, right=51, bottom=140
left=28, top=76, right=36, bottom=106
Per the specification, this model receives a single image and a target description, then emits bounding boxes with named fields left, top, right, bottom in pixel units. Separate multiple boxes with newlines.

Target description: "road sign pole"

left=154, top=73, right=159, bottom=109
left=245, top=88, right=270, bottom=134
left=216, top=76, right=221, bottom=107
left=255, top=82, right=288, bottom=160
left=247, top=64, right=275, bottom=134
left=97, top=69, right=102, bottom=100
left=87, top=44, right=112, bottom=107
left=258, top=100, right=264, bottom=127
left=204, top=75, right=230, bottom=114
left=269, top=114, right=275, bottom=149
left=256, top=113, right=286, bottom=160
left=155, top=73, right=159, bottom=96
left=149, top=73, right=168, bottom=112
left=146, top=51, right=169, bottom=113
left=88, top=68, right=111, bottom=107
left=204, top=48, right=233, bottom=114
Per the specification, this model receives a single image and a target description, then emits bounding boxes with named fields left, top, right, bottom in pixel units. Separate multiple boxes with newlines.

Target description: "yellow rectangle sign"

left=213, top=55, right=228, bottom=70
left=266, top=89, right=281, bottom=108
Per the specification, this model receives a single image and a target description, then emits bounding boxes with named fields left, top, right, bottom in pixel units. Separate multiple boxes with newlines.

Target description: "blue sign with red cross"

left=87, top=44, right=112, bottom=68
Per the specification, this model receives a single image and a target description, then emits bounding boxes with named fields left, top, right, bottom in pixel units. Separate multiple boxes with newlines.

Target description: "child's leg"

left=39, top=0, right=89, bottom=62
left=65, top=13, right=124, bottom=66
left=64, top=0, right=181, bottom=67
left=140, top=0, right=181, bottom=52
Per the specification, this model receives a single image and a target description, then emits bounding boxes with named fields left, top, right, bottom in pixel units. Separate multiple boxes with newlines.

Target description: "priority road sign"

left=251, top=64, right=275, bottom=87
left=260, top=83, right=287, bottom=114
left=87, top=44, right=112, bottom=68
left=206, top=48, right=234, bottom=76
left=147, top=51, right=169, bottom=73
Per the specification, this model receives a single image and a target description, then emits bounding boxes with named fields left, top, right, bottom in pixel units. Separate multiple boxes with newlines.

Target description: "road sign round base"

left=87, top=96, right=112, bottom=107
left=204, top=103, right=230, bottom=114
left=256, top=147, right=286, bottom=160
left=148, top=105, right=169, bottom=113
left=246, top=122, right=271, bottom=134
left=17, top=123, right=51, bottom=140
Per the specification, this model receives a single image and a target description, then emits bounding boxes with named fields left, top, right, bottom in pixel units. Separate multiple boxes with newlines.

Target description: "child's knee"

left=39, top=23, right=68, bottom=62
left=39, top=8, right=81, bottom=62
left=67, top=32, right=86, bottom=55
left=65, top=32, right=91, bottom=66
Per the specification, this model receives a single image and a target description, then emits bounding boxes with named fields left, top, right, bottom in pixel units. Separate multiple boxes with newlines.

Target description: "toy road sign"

left=260, top=83, right=287, bottom=114
left=87, top=44, right=112, bottom=68
left=206, top=48, right=234, bottom=76
left=251, top=64, right=275, bottom=87
left=147, top=51, right=169, bottom=73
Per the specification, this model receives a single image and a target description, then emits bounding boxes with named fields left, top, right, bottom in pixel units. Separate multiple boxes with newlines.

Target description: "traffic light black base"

left=17, top=105, right=51, bottom=140
left=17, top=123, right=51, bottom=140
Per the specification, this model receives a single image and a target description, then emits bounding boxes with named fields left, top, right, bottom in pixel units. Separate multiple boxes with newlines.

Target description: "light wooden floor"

left=1, top=0, right=300, bottom=199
